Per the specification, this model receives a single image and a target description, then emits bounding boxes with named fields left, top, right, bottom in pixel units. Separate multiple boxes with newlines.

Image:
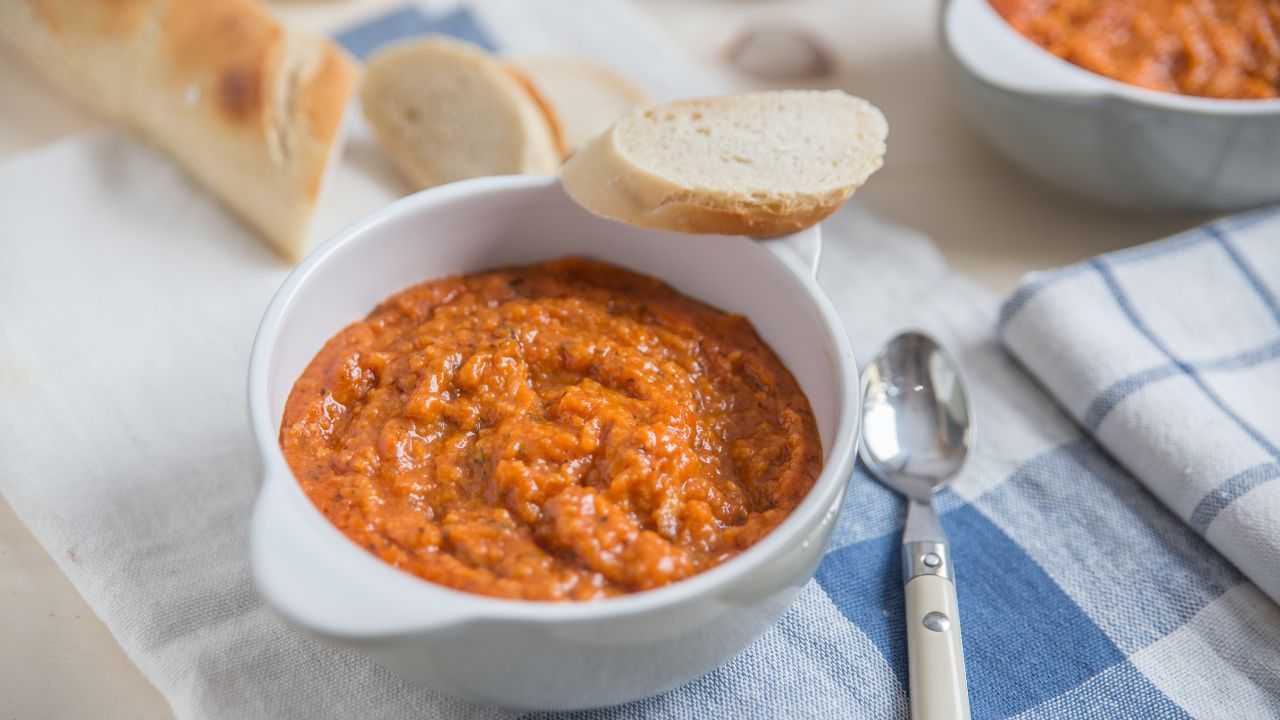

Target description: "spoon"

left=859, top=331, right=972, bottom=720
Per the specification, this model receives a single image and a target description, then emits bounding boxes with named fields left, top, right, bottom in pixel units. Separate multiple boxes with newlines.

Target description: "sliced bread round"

left=361, top=36, right=562, bottom=191
left=559, top=90, right=888, bottom=237
left=513, top=57, right=651, bottom=155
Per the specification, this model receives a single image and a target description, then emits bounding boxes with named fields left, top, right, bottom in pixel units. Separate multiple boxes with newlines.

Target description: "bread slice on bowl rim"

left=560, top=90, right=888, bottom=238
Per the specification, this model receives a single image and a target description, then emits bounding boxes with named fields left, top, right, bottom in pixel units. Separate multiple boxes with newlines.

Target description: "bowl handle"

left=764, top=226, right=822, bottom=279
left=251, top=467, right=476, bottom=639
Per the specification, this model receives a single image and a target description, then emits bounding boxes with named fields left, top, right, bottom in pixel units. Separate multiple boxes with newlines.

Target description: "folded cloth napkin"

left=999, top=211, right=1280, bottom=604
left=3, top=2, right=1280, bottom=719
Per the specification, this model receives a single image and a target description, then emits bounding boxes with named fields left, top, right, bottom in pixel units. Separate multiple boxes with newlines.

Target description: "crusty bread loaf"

left=513, top=57, right=651, bottom=155
left=0, top=0, right=358, bottom=261
left=360, top=37, right=562, bottom=191
left=560, top=90, right=888, bottom=237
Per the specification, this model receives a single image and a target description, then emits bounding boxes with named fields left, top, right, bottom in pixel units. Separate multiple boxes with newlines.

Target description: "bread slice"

left=0, top=0, right=358, bottom=261
left=513, top=57, right=651, bottom=155
left=361, top=37, right=562, bottom=191
left=559, top=90, right=888, bottom=237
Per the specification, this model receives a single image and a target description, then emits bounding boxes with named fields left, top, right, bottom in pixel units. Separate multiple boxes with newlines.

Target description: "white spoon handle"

left=905, top=571, right=970, bottom=720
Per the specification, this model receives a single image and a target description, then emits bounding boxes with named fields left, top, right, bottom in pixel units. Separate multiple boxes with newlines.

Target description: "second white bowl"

left=944, top=0, right=1280, bottom=211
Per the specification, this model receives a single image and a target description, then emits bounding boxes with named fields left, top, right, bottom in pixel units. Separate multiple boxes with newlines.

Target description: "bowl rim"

left=947, top=0, right=1280, bottom=115
left=247, top=174, right=861, bottom=634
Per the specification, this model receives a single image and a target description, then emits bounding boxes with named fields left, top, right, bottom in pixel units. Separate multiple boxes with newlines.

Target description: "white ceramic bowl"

left=944, top=0, right=1280, bottom=211
left=247, top=175, right=860, bottom=710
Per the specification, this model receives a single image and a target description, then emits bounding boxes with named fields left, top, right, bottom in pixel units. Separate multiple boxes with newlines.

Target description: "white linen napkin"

left=999, top=211, right=1280, bottom=603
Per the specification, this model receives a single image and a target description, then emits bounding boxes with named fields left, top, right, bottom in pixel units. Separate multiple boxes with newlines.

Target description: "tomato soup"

left=280, top=258, right=822, bottom=601
left=992, top=0, right=1280, bottom=99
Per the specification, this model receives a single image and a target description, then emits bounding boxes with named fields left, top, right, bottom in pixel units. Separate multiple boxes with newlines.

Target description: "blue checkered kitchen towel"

left=2, top=2, right=1279, bottom=719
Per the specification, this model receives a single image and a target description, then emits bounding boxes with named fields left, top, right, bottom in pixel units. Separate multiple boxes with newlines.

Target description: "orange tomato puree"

left=279, top=258, right=821, bottom=600
left=992, top=0, right=1280, bottom=99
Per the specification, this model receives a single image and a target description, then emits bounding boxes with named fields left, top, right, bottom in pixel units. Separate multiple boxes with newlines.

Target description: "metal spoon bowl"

left=860, top=332, right=971, bottom=502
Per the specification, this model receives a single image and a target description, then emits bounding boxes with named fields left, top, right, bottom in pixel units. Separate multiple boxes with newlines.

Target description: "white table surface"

left=0, top=1, right=1210, bottom=717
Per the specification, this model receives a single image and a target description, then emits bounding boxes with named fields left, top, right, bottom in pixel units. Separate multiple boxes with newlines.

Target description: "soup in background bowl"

left=992, top=0, right=1280, bottom=100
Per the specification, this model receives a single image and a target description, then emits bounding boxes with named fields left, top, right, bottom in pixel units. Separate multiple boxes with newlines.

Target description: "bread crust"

left=504, top=63, right=569, bottom=161
left=0, top=0, right=358, bottom=261
left=560, top=92, right=885, bottom=238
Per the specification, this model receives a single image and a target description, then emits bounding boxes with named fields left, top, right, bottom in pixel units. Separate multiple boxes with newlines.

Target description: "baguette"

left=559, top=90, right=888, bottom=237
left=0, top=0, right=357, bottom=261
left=512, top=57, right=650, bottom=155
left=360, top=37, right=562, bottom=191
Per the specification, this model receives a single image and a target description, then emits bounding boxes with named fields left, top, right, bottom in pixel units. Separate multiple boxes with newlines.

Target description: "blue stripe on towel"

left=1190, top=462, right=1280, bottom=533
left=997, top=230, right=1212, bottom=337
left=1210, top=227, right=1280, bottom=326
left=1083, top=338, right=1280, bottom=431
left=997, top=270, right=1075, bottom=337
left=1082, top=364, right=1182, bottom=431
